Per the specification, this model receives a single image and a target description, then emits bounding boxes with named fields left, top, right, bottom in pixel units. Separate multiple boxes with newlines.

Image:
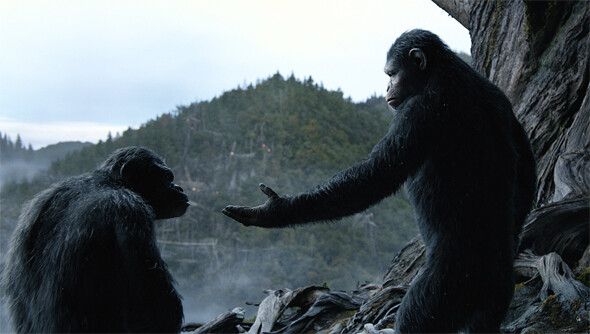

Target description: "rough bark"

left=431, top=0, right=470, bottom=29
left=382, top=235, right=425, bottom=286
left=455, top=0, right=590, bottom=205
left=518, top=197, right=589, bottom=266
left=505, top=252, right=590, bottom=333
left=183, top=308, right=246, bottom=334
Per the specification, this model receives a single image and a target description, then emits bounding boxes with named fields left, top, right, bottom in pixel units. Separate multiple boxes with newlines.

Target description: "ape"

left=3, top=146, right=189, bottom=333
left=223, top=30, right=536, bottom=333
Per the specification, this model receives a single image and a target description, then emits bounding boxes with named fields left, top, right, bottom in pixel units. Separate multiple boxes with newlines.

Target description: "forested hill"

left=0, top=73, right=417, bottom=322
left=50, top=73, right=392, bottom=182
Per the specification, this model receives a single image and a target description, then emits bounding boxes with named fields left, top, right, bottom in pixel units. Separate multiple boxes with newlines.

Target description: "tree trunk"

left=435, top=0, right=590, bottom=205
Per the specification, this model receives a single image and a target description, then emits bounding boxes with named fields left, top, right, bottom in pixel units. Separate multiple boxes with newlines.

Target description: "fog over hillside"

left=0, top=139, right=92, bottom=189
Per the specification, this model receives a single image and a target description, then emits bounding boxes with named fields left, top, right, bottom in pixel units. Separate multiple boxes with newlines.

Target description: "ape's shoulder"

left=28, top=175, right=156, bottom=231
left=77, top=186, right=156, bottom=225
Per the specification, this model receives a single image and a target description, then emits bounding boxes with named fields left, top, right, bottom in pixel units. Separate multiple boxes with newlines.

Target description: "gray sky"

left=0, top=0, right=469, bottom=149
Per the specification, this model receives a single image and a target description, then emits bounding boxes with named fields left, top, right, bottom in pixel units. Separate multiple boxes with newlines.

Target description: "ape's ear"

left=120, top=159, right=141, bottom=186
left=409, top=48, right=427, bottom=70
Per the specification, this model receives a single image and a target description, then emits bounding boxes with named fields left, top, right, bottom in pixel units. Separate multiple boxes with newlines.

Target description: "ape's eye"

left=165, top=171, right=174, bottom=182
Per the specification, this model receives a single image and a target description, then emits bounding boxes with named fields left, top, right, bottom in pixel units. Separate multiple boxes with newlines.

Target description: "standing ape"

left=223, top=30, right=536, bottom=332
left=3, top=146, right=189, bottom=333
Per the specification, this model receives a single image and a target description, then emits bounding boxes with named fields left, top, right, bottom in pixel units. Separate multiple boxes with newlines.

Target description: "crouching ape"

left=3, top=146, right=189, bottom=333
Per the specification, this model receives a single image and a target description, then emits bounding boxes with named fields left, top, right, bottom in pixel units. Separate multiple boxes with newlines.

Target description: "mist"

left=0, top=159, right=50, bottom=190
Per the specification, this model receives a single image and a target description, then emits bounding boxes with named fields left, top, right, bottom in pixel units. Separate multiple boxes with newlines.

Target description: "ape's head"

left=384, top=29, right=448, bottom=108
left=103, top=147, right=190, bottom=219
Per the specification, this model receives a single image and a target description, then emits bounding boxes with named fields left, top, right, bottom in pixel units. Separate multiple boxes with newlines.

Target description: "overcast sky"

left=0, top=0, right=470, bottom=149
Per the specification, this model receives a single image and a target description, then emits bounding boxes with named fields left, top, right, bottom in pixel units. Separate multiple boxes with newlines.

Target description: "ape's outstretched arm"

left=222, top=99, right=433, bottom=228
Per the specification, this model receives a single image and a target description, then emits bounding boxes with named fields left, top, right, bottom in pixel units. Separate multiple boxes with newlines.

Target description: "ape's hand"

left=222, top=184, right=290, bottom=227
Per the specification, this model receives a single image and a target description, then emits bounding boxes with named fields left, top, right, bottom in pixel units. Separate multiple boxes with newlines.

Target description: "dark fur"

left=223, top=30, right=536, bottom=333
left=3, top=146, right=188, bottom=333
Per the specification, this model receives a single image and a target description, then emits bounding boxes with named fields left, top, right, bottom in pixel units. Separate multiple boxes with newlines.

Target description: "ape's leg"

left=465, top=281, right=514, bottom=333
left=394, top=271, right=464, bottom=333
left=395, top=266, right=513, bottom=333
left=466, top=311, right=503, bottom=333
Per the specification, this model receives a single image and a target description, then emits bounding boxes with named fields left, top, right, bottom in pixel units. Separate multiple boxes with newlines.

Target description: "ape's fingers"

left=259, top=183, right=279, bottom=199
left=222, top=206, right=245, bottom=221
left=222, top=206, right=257, bottom=226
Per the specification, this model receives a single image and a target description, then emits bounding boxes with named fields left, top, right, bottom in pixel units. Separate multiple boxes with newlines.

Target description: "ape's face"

left=122, top=157, right=190, bottom=219
left=384, top=62, right=412, bottom=108
left=384, top=48, right=428, bottom=109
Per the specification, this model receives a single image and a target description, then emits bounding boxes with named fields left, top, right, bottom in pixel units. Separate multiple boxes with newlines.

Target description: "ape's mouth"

left=167, top=200, right=190, bottom=219
left=179, top=197, right=190, bottom=208
left=172, top=196, right=190, bottom=214
left=386, top=98, right=398, bottom=106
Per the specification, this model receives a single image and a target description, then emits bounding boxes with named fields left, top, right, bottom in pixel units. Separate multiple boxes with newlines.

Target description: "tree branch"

left=431, top=0, right=471, bottom=30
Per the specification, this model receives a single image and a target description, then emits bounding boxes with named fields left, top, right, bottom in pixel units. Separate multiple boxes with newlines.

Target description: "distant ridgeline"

left=0, top=134, right=92, bottom=190
left=0, top=73, right=418, bottom=320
